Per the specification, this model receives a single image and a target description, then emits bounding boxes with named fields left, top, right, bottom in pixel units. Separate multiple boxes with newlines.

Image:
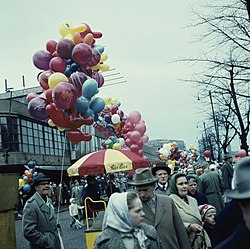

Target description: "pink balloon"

left=238, top=149, right=247, bottom=158
left=130, top=144, right=139, bottom=153
left=138, top=149, right=144, bottom=157
left=26, top=92, right=38, bottom=102
left=92, top=71, right=104, bottom=88
left=134, top=122, right=146, bottom=135
left=39, top=70, right=53, bottom=90
left=33, top=50, right=52, bottom=70
left=88, top=48, right=101, bottom=67
left=125, top=122, right=134, bottom=131
left=56, top=39, right=75, bottom=59
left=129, top=111, right=141, bottom=124
left=141, top=134, right=149, bottom=144
left=130, top=131, right=141, bottom=143
left=69, top=71, right=88, bottom=96
left=136, top=140, right=143, bottom=149
left=125, top=138, right=133, bottom=147
left=52, top=82, right=77, bottom=109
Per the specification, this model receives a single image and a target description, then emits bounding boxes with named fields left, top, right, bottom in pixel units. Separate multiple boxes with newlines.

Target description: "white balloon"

left=111, top=114, right=120, bottom=124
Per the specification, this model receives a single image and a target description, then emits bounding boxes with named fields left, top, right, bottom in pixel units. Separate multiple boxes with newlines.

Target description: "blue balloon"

left=28, top=161, right=36, bottom=169
left=89, top=97, right=105, bottom=113
left=94, top=45, right=105, bottom=54
left=23, top=184, right=31, bottom=193
left=64, top=65, right=72, bottom=77
left=82, top=79, right=98, bottom=99
left=70, top=63, right=79, bottom=72
left=81, top=108, right=94, bottom=117
left=75, top=96, right=90, bottom=113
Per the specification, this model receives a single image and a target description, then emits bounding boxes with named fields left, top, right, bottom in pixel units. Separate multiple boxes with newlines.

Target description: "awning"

left=24, top=165, right=69, bottom=171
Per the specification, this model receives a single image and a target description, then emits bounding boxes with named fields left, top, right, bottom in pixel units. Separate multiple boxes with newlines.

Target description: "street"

left=15, top=208, right=87, bottom=249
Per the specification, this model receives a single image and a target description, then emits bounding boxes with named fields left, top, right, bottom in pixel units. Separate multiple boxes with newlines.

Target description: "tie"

left=162, top=186, right=166, bottom=191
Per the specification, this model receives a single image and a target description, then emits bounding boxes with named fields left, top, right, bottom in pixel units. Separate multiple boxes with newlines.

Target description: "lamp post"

left=209, top=90, right=221, bottom=162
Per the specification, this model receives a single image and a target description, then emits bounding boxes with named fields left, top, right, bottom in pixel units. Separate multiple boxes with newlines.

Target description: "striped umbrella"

left=67, top=149, right=149, bottom=176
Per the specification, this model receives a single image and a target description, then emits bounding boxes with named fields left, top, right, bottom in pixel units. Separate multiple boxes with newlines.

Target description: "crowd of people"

left=21, top=153, right=250, bottom=249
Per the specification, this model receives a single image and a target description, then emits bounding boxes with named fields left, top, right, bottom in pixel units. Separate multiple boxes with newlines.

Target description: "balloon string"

left=56, top=132, right=67, bottom=224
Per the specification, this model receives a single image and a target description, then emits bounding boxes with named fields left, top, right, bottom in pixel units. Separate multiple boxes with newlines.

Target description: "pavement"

left=15, top=204, right=91, bottom=249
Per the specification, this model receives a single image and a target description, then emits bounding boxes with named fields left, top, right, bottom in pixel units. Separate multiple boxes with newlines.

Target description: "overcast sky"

left=1, top=0, right=218, bottom=148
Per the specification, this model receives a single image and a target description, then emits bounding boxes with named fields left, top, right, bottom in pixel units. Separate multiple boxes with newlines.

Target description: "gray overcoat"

left=94, top=223, right=165, bottom=249
left=142, top=194, right=191, bottom=249
left=22, top=192, right=63, bottom=249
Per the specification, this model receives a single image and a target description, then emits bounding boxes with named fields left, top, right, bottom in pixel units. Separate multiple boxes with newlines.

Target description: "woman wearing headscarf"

left=169, top=173, right=211, bottom=249
left=94, top=192, right=165, bottom=249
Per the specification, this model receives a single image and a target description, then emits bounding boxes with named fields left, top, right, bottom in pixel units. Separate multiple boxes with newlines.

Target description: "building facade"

left=0, top=87, right=157, bottom=180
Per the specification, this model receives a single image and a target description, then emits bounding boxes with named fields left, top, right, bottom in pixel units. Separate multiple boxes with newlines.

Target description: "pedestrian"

left=199, top=204, right=217, bottom=247
left=169, top=172, right=211, bottom=249
left=151, top=162, right=171, bottom=196
left=197, top=162, right=224, bottom=213
left=71, top=179, right=85, bottom=221
left=128, top=168, right=191, bottom=249
left=22, top=172, right=64, bottom=249
left=69, top=198, right=84, bottom=229
left=187, top=175, right=208, bottom=206
left=214, top=157, right=250, bottom=249
left=221, top=154, right=234, bottom=204
left=106, top=173, right=120, bottom=198
left=94, top=192, right=165, bottom=249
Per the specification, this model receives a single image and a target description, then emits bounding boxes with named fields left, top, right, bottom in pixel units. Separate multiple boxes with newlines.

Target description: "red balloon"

left=46, top=40, right=57, bottom=54
left=204, top=150, right=211, bottom=158
left=69, top=115, right=93, bottom=130
left=53, top=82, right=77, bottom=109
left=45, top=103, right=59, bottom=116
left=66, top=130, right=92, bottom=144
left=44, top=89, right=53, bottom=103
left=49, top=57, right=67, bottom=73
left=56, top=39, right=74, bottom=59
left=50, top=112, right=70, bottom=128
left=72, top=43, right=92, bottom=66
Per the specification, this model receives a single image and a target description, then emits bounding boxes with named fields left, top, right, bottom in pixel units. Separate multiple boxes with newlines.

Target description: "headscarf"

left=102, top=192, right=147, bottom=248
left=169, top=172, right=187, bottom=196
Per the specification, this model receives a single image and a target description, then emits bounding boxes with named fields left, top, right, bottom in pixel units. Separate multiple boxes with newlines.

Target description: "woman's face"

left=129, top=197, right=145, bottom=227
left=176, top=176, right=188, bottom=198
left=204, top=209, right=216, bottom=226
left=187, top=180, right=197, bottom=194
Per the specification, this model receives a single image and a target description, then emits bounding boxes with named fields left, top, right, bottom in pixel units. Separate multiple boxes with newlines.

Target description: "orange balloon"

left=73, top=32, right=82, bottom=44
left=83, top=33, right=94, bottom=45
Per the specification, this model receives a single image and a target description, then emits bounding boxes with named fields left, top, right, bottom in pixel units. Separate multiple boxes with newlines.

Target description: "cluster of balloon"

left=18, top=161, right=37, bottom=193
left=158, top=142, right=183, bottom=162
left=203, top=150, right=211, bottom=158
left=235, top=149, right=247, bottom=158
left=182, top=144, right=199, bottom=164
left=93, top=97, right=127, bottom=149
left=123, top=111, right=149, bottom=158
left=27, top=21, right=109, bottom=144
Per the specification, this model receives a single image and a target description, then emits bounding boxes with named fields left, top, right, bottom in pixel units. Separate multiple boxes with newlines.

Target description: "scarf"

left=102, top=192, right=147, bottom=249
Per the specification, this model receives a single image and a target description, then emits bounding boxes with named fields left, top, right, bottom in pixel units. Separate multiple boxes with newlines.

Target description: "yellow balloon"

left=48, top=73, right=68, bottom=89
left=48, top=119, right=56, bottom=127
left=159, top=155, right=164, bottom=160
left=101, top=54, right=108, bottom=62
left=113, top=143, right=122, bottom=150
left=99, top=64, right=110, bottom=72
left=189, top=144, right=195, bottom=149
left=19, top=179, right=25, bottom=188
left=59, top=21, right=86, bottom=41
left=57, top=127, right=66, bottom=131
left=104, top=97, right=111, bottom=105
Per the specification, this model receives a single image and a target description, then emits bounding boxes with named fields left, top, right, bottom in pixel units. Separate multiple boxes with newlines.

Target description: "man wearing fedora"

left=214, top=157, right=250, bottom=249
left=152, top=162, right=171, bottom=195
left=22, top=172, right=64, bottom=249
left=129, top=168, right=191, bottom=249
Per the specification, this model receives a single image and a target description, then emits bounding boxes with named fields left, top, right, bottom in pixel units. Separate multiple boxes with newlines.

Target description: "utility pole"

left=209, top=90, right=221, bottom=162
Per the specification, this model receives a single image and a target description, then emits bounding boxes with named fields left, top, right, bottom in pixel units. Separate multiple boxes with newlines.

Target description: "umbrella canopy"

left=67, top=149, right=149, bottom=176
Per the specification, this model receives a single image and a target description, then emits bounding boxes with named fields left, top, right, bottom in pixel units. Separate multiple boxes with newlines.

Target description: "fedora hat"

left=151, top=162, right=171, bottom=176
left=33, top=172, right=52, bottom=186
left=128, top=168, right=158, bottom=186
left=226, top=157, right=250, bottom=199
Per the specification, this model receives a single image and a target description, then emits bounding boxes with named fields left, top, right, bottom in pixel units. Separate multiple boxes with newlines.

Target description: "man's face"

left=135, top=184, right=155, bottom=202
left=204, top=209, right=216, bottom=226
left=155, top=169, right=168, bottom=185
left=35, top=181, right=50, bottom=196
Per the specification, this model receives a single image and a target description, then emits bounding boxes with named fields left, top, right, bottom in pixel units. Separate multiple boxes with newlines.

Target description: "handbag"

left=191, top=229, right=207, bottom=249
